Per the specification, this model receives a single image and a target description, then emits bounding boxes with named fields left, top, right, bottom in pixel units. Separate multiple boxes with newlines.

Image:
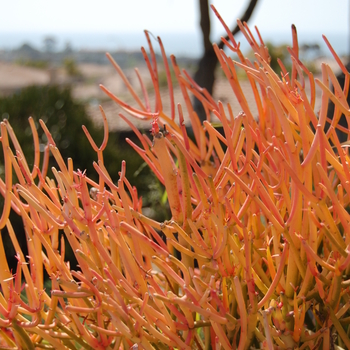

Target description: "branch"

left=217, top=0, right=259, bottom=50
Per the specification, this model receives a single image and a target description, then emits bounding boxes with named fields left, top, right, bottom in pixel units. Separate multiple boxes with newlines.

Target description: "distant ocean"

left=0, top=31, right=348, bottom=58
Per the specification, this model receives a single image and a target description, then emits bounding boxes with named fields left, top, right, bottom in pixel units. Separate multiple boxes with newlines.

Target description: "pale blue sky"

left=1, top=0, right=348, bottom=35
left=0, top=1, right=349, bottom=56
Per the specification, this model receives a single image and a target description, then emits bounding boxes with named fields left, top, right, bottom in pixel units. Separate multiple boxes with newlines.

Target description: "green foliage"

left=157, top=67, right=178, bottom=89
left=264, top=42, right=319, bottom=76
left=63, top=58, right=82, bottom=77
left=265, top=42, right=291, bottom=74
left=0, top=85, right=166, bottom=270
left=15, top=59, right=49, bottom=69
left=0, top=85, right=101, bottom=179
left=0, top=84, right=165, bottom=214
left=0, top=85, right=106, bottom=267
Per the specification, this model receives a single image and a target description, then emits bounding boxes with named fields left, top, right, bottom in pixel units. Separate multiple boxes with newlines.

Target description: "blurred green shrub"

left=0, top=85, right=104, bottom=180
left=265, top=42, right=291, bottom=74
left=15, top=59, right=49, bottom=69
left=247, top=42, right=319, bottom=77
left=63, top=58, right=82, bottom=77
left=0, top=84, right=164, bottom=202
left=0, top=85, right=166, bottom=269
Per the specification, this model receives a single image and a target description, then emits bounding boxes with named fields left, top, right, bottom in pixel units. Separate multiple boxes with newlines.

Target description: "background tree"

left=43, top=36, right=57, bottom=53
left=193, top=0, right=259, bottom=121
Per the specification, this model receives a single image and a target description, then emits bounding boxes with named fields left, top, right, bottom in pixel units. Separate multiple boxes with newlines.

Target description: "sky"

left=0, top=0, right=349, bottom=55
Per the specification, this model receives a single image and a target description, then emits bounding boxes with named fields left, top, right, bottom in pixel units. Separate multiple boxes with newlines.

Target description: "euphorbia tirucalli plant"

left=1, top=5, right=350, bottom=349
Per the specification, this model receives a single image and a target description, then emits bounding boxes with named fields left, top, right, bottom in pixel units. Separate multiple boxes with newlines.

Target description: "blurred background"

left=0, top=0, right=349, bottom=268
left=0, top=0, right=349, bottom=56
left=0, top=0, right=348, bottom=108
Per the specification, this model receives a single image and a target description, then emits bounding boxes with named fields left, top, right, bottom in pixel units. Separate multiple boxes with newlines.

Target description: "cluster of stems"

left=1, top=5, right=350, bottom=349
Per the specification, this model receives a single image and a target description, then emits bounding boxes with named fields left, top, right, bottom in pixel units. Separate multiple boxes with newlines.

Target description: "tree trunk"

left=193, top=0, right=259, bottom=122
left=327, top=61, right=350, bottom=144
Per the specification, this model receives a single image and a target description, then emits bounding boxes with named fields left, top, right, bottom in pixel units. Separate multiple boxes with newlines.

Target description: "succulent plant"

left=1, top=5, right=350, bottom=349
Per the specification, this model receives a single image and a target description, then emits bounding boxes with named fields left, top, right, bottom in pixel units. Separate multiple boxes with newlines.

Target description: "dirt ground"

left=0, top=61, right=50, bottom=94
